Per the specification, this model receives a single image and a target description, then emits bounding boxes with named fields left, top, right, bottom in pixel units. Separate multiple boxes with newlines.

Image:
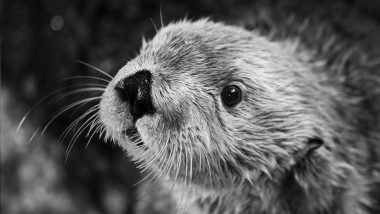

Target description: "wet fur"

left=99, top=3, right=380, bottom=214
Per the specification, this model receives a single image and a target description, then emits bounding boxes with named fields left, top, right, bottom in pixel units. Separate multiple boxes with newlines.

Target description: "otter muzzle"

left=114, top=70, right=156, bottom=122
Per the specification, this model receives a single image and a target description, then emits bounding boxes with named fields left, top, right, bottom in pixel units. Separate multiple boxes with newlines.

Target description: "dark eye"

left=221, top=85, right=242, bottom=107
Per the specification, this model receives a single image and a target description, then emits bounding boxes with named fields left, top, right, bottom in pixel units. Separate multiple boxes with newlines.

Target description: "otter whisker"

left=85, top=119, right=102, bottom=149
left=27, top=127, right=40, bottom=144
left=150, top=135, right=171, bottom=181
left=50, top=88, right=104, bottom=118
left=58, top=105, right=100, bottom=147
left=65, top=110, right=100, bottom=160
left=86, top=114, right=101, bottom=138
left=54, top=87, right=105, bottom=103
left=140, top=169, right=159, bottom=186
left=159, top=3, right=164, bottom=29
left=39, top=97, right=101, bottom=138
left=138, top=150, right=162, bottom=175
left=173, top=143, right=182, bottom=183
left=183, top=178, right=192, bottom=214
left=67, top=109, right=99, bottom=148
left=146, top=163, right=165, bottom=184
left=25, top=93, right=101, bottom=146
left=203, top=149, right=213, bottom=188
left=166, top=142, right=176, bottom=178
left=184, top=145, right=189, bottom=186
left=65, top=113, right=97, bottom=153
left=39, top=87, right=104, bottom=121
left=139, top=150, right=158, bottom=170
left=197, top=143, right=211, bottom=185
left=17, top=85, right=105, bottom=132
left=170, top=144, right=180, bottom=183
left=156, top=137, right=173, bottom=180
left=189, top=147, right=194, bottom=187
left=164, top=146, right=178, bottom=201
left=134, top=136, right=171, bottom=186
left=58, top=104, right=100, bottom=145
left=198, top=149, right=203, bottom=177
left=133, top=162, right=159, bottom=187
left=98, top=125, right=107, bottom=141
left=150, top=18, right=158, bottom=33
left=178, top=147, right=190, bottom=214
left=93, top=119, right=105, bottom=140
left=167, top=143, right=179, bottom=197
left=59, top=76, right=110, bottom=84
left=131, top=141, right=152, bottom=170
left=77, top=60, right=113, bottom=80
left=69, top=93, right=104, bottom=117
left=84, top=125, right=100, bottom=149
left=183, top=147, right=195, bottom=214
left=137, top=136, right=165, bottom=173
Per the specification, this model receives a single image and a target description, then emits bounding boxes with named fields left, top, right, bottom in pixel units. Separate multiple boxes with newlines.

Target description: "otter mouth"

left=122, top=127, right=145, bottom=148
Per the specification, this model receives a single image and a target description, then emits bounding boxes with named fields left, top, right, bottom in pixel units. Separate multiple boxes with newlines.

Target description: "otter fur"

left=99, top=2, right=380, bottom=214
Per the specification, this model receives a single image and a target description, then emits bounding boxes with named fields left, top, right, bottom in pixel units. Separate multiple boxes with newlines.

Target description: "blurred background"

left=1, top=0, right=380, bottom=214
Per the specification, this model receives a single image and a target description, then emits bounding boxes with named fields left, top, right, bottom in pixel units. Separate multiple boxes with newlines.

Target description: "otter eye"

left=221, top=85, right=242, bottom=107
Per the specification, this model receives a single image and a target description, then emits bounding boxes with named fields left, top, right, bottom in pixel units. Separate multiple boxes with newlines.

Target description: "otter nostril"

left=133, top=99, right=153, bottom=119
left=115, top=70, right=156, bottom=121
left=115, top=83, right=129, bottom=102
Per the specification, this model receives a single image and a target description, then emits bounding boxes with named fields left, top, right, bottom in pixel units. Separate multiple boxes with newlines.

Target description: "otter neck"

left=193, top=153, right=365, bottom=214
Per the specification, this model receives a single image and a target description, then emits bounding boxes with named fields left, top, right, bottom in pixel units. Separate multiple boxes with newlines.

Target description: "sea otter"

left=99, top=11, right=380, bottom=214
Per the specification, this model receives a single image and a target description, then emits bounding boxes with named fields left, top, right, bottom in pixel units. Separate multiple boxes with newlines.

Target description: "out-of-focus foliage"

left=1, top=0, right=380, bottom=214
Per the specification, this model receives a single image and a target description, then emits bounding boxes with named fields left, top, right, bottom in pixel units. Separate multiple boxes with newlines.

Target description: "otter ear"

left=305, top=137, right=324, bottom=154
left=294, top=137, right=324, bottom=161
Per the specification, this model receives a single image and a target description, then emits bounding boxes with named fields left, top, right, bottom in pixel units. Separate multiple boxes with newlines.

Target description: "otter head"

left=99, top=19, right=325, bottom=190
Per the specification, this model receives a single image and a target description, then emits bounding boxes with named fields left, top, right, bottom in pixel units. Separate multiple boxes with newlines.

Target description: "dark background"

left=1, top=0, right=380, bottom=214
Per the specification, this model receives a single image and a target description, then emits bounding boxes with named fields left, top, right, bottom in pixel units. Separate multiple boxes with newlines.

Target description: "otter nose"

left=115, top=70, right=155, bottom=121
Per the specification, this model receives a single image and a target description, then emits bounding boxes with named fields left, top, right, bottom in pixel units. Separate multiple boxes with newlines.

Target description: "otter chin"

left=99, top=19, right=379, bottom=214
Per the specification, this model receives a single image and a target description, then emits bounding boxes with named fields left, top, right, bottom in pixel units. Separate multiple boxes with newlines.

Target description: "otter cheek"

left=99, top=93, right=118, bottom=129
left=100, top=85, right=135, bottom=133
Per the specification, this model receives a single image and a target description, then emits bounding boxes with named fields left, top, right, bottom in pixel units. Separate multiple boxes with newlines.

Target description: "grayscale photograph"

left=1, top=0, right=380, bottom=213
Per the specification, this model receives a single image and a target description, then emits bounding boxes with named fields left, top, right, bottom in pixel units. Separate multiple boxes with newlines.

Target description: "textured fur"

left=99, top=5, right=380, bottom=214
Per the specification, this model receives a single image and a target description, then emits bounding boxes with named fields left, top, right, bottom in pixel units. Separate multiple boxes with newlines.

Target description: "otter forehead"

left=146, top=19, right=255, bottom=55
left=120, top=19, right=280, bottom=92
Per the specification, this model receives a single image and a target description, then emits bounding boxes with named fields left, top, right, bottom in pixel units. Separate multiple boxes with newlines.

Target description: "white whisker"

left=159, top=4, right=164, bottom=29
left=27, top=127, right=40, bottom=144
left=155, top=136, right=171, bottom=180
left=39, top=97, right=101, bottom=138
left=57, top=105, right=100, bottom=146
left=150, top=18, right=158, bottom=33
left=77, top=60, right=113, bottom=79
left=17, top=85, right=104, bottom=132
left=59, top=76, right=110, bottom=84
left=65, top=111, right=100, bottom=161
left=85, top=119, right=102, bottom=149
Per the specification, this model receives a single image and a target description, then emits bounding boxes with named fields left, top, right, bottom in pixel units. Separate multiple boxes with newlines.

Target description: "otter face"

left=100, top=19, right=323, bottom=189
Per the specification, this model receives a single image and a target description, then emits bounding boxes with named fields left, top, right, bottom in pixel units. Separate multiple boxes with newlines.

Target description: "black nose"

left=115, top=70, right=155, bottom=121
